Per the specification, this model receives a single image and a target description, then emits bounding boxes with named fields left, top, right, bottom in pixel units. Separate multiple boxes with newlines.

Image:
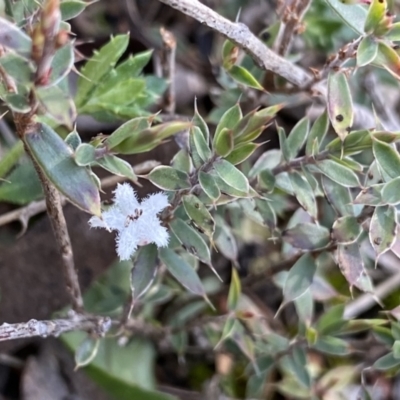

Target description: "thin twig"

left=0, top=312, right=111, bottom=342
left=156, top=0, right=312, bottom=88
left=159, top=27, right=177, bottom=114
left=0, top=160, right=161, bottom=233
left=274, top=0, right=311, bottom=56
left=29, top=155, right=84, bottom=312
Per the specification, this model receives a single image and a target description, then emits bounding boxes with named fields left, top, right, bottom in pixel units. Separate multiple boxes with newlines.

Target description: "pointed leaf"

left=213, top=127, right=234, bottom=157
left=321, top=176, right=355, bottom=216
left=228, top=65, right=264, bottom=90
left=373, top=138, right=400, bottom=180
left=337, top=243, right=373, bottom=292
left=214, top=159, right=249, bottom=193
left=283, top=223, right=330, bottom=250
left=215, top=103, right=242, bottom=138
left=317, top=159, right=360, bottom=187
left=198, top=171, right=220, bottom=201
left=327, top=72, right=354, bottom=141
left=382, top=177, right=400, bottom=205
left=225, top=142, right=258, bottom=165
left=357, top=36, right=378, bottom=67
left=289, top=171, right=317, bottom=219
left=75, top=337, right=100, bottom=369
left=332, top=216, right=362, bottom=244
left=283, top=253, right=316, bottom=302
left=76, top=34, right=129, bottom=108
left=131, top=244, right=158, bottom=302
left=183, top=194, right=215, bottom=238
left=159, top=248, right=207, bottom=299
left=148, top=166, right=190, bottom=191
left=96, top=155, right=136, bottom=182
left=60, top=0, right=87, bottom=21
left=369, top=205, right=397, bottom=259
left=169, top=218, right=212, bottom=265
left=286, top=117, right=309, bottom=159
left=192, top=126, right=211, bottom=162
left=24, top=122, right=101, bottom=215
left=228, top=268, right=241, bottom=311
left=0, top=16, right=32, bottom=56
left=306, top=109, right=329, bottom=156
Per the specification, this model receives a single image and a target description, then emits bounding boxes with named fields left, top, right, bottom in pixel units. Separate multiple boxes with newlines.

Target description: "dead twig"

left=0, top=312, right=111, bottom=342
left=156, top=0, right=312, bottom=88
left=159, top=27, right=177, bottom=114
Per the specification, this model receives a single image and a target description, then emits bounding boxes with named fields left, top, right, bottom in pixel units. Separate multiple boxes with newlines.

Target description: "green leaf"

left=374, top=352, right=400, bottom=370
left=35, top=84, right=76, bottom=128
left=106, top=117, right=151, bottom=149
left=313, top=336, right=349, bottom=355
left=228, top=267, right=241, bottom=311
left=224, top=142, right=258, bottom=165
left=0, top=53, right=34, bottom=84
left=364, top=0, right=387, bottom=34
left=283, top=253, right=316, bottom=302
left=96, top=155, right=137, bottom=182
left=131, top=244, right=158, bottom=302
left=192, top=100, right=209, bottom=142
left=327, top=72, right=354, bottom=141
left=63, top=334, right=174, bottom=400
left=213, top=127, right=234, bottom=157
left=354, top=184, right=383, bottom=206
left=0, top=162, right=42, bottom=205
left=76, top=34, right=129, bottom=108
left=255, top=198, right=277, bottom=230
left=337, top=243, right=373, bottom=292
left=294, top=289, right=314, bottom=327
left=228, top=65, right=264, bottom=90
left=75, top=337, right=100, bottom=369
left=215, top=103, right=242, bottom=138
left=283, top=223, right=331, bottom=250
left=289, top=171, right=317, bottom=219
left=74, top=143, right=96, bottom=166
left=369, top=205, right=397, bottom=260
left=316, top=304, right=345, bottom=335
left=317, top=159, right=360, bottom=187
left=159, top=248, right=208, bottom=301
left=306, top=109, right=329, bottom=156
left=373, top=138, right=400, bottom=180
left=387, top=22, right=400, bottom=40
left=198, top=171, right=220, bottom=201
left=286, top=117, right=309, bottom=159
left=214, top=216, right=238, bottom=263
left=278, top=125, right=291, bottom=162
left=171, top=149, right=192, bottom=173
left=321, top=175, right=355, bottom=216
left=0, top=16, right=32, bottom=56
left=324, top=0, right=366, bottom=34
left=393, top=340, right=400, bottom=359
left=382, top=177, right=400, bottom=205
left=24, top=123, right=101, bottom=215
left=192, top=126, right=212, bottom=161
left=182, top=194, right=215, bottom=238
left=60, top=0, right=87, bottom=21
left=169, top=218, right=212, bottom=265
left=148, top=166, right=190, bottom=191
left=357, top=36, right=378, bottom=67
left=65, top=129, right=82, bottom=151
left=0, top=140, right=25, bottom=179
left=258, top=169, right=275, bottom=192
left=214, top=159, right=249, bottom=193
left=116, top=50, right=154, bottom=78
left=332, top=216, right=362, bottom=244
left=375, top=41, right=400, bottom=80
left=49, top=43, right=74, bottom=87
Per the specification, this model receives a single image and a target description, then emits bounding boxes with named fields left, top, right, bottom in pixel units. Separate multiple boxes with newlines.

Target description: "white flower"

left=89, top=183, right=170, bottom=260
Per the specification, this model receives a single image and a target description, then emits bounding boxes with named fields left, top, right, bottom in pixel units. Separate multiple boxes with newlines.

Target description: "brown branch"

left=0, top=313, right=111, bottom=342
left=156, top=0, right=312, bottom=88
left=275, top=0, right=311, bottom=56
left=29, top=155, right=84, bottom=312
left=159, top=27, right=177, bottom=114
